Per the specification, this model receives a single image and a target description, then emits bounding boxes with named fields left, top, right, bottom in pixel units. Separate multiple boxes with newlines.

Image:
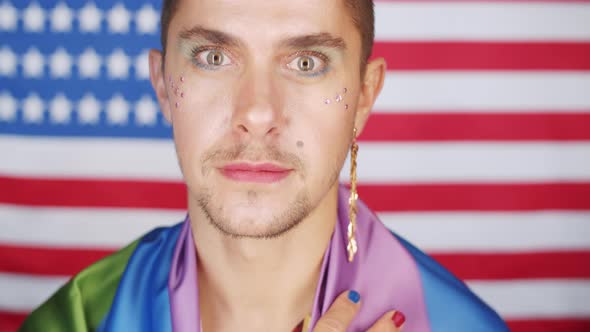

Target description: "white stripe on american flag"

left=4, top=136, right=590, bottom=182
left=344, top=142, right=590, bottom=183
left=382, top=211, right=590, bottom=252
left=0, top=136, right=181, bottom=180
left=0, top=205, right=183, bottom=248
left=2, top=205, right=588, bottom=252
left=0, top=273, right=68, bottom=313
left=376, top=72, right=590, bottom=111
left=374, top=2, right=590, bottom=40
left=470, top=279, right=590, bottom=318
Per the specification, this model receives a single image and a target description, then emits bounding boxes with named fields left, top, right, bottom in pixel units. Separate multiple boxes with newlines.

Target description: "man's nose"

left=232, top=68, right=284, bottom=140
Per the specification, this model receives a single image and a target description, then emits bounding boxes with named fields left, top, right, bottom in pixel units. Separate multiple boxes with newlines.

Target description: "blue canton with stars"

left=0, top=0, right=173, bottom=139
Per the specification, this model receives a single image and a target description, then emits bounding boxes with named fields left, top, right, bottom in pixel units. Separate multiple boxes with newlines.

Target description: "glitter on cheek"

left=345, top=104, right=349, bottom=110
left=325, top=88, right=348, bottom=106
left=169, top=74, right=186, bottom=110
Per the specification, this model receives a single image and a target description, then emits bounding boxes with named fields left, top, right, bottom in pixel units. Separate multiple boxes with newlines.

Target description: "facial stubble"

left=195, top=143, right=317, bottom=239
left=193, top=143, right=345, bottom=239
left=196, top=188, right=313, bottom=239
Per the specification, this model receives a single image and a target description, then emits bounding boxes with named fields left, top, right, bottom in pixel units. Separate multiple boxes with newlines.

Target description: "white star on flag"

left=78, top=2, right=102, bottom=33
left=136, top=4, right=159, bottom=35
left=49, top=48, right=72, bottom=78
left=107, top=3, right=131, bottom=34
left=135, top=95, right=158, bottom=126
left=78, top=94, right=101, bottom=125
left=135, top=50, right=150, bottom=80
left=0, top=47, right=17, bottom=77
left=49, top=93, right=72, bottom=124
left=22, top=93, right=45, bottom=124
left=51, top=2, right=73, bottom=32
left=107, top=94, right=129, bottom=125
left=107, top=49, right=130, bottom=79
left=0, top=2, right=18, bottom=31
left=78, top=48, right=102, bottom=79
left=0, top=91, right=18, bottom=122
left=23, top=2, right=46, bottom=32
left=22, top=47, right=45, bottom=78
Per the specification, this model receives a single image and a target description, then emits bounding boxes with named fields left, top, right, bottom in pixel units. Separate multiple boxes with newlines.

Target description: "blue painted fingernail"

left=348, top=290, right=360, bottom=303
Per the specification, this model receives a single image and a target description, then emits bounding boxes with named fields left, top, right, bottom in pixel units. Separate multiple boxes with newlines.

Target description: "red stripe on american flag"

left=0, top=175, right=187, bottom=209
left=2, top=176, right=590, bottom=211
left=372, top=42, right=590, bottom=70
left=0, top=311, right=26, bottom=332
left=358, top=183, right=590, bottom=211
left=507, top=319, right=590, bottom=332
left=4, top=244, right=590, bottom=280
left=360, top=113, right=590, bottom=141
left=0, top=244, right=113, bottom=277
left=432, top=251, right=590, bottom=280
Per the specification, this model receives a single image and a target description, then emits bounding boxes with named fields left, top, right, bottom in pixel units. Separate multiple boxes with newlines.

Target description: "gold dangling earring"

left=347, top=128, right=359, bottom=263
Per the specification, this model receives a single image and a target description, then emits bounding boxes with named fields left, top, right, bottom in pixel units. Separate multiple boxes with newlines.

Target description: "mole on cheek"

left=296, top=141, right=304, bottom=148
left=247, top=190, right=257, bottom=204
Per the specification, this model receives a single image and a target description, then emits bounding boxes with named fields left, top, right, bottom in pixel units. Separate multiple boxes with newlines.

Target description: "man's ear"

left=354, top=57, right=386, bottom=135
left=149, top=49, right=172, bottom=123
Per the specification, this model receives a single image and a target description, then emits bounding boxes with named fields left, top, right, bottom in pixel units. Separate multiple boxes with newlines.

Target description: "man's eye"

left=194, top=49, right=232, bottom=68
left=298, top=56, right=315, bottom=71
left=287, top=54, right=327, bottom=75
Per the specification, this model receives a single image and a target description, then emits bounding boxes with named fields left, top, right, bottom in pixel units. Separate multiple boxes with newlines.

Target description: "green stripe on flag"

left=19, top=239, right=140, bottom=332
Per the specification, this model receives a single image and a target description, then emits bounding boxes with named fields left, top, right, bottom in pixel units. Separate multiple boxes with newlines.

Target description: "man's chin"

left=198, top=192, right=312, bottom=239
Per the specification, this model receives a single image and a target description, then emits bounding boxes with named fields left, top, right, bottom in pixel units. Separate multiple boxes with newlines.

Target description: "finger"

left=312, top=290, right=362, bottom=332
left=367, top=310, right=406, bottom=332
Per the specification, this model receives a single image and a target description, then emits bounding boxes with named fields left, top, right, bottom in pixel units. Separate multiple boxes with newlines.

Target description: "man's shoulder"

left=19, top=222, right=183, bottom=331
left=19, top=238, right=139, bottom=331
left=388, top=231, right=510, bottom=332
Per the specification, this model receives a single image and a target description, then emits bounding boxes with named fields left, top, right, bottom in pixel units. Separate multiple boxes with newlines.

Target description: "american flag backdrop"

left=0, top=0, right=589, bottom=331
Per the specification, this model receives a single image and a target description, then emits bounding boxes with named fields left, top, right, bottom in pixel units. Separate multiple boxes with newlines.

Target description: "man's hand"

left=313, top=290, right=405, bottom=332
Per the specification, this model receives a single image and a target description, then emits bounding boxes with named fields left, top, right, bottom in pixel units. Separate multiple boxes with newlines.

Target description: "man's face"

left=154, top=0, right=367, bottom=238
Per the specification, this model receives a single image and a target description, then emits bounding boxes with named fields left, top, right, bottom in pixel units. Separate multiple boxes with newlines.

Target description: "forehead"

left=172, top=0, right=355, bottom=45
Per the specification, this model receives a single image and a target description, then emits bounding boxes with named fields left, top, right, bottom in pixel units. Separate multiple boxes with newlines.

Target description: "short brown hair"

left=160, top=0, right=375, bottom=69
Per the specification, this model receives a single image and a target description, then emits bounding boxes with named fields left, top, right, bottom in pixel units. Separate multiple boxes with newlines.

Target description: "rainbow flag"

left=21, top=186, right=508, bottom=331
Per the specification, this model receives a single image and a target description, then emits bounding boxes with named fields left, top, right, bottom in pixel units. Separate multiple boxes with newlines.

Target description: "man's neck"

left=189, top=185, right=339, bottom=332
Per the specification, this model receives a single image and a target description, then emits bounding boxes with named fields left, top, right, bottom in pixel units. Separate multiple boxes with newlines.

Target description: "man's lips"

left=220, top=163, right=293, bottom=183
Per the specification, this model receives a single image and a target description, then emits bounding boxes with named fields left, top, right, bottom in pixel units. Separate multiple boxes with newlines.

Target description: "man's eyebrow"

left=178, top=25, right=242, bottom=48
left=279, top=33, right=347, bottom=50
